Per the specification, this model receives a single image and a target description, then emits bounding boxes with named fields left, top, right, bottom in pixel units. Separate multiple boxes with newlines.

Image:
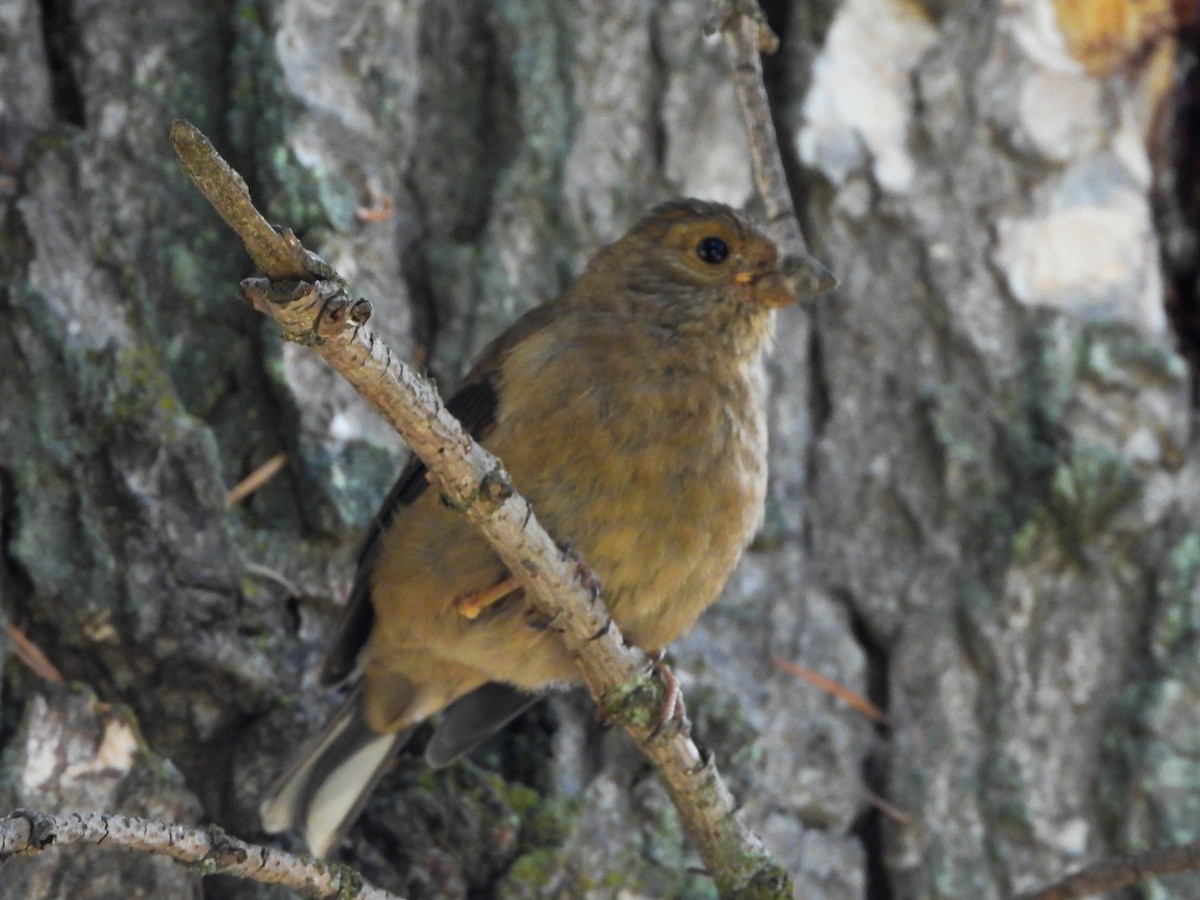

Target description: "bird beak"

left=735, top=269, right=797, bottom=309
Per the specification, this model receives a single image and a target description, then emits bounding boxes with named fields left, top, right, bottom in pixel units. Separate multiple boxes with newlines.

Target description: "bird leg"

left=454, top=575, right=520, bottom=620
left=645, top=650, right=689, bottom=742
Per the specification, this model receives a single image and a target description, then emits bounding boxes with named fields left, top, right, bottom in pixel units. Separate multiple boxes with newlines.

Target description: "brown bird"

left=260, top=198, right=800, bottom=856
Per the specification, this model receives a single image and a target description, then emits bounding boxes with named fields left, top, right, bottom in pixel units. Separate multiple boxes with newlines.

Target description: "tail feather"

left=260, top=684, right=413, bottom=857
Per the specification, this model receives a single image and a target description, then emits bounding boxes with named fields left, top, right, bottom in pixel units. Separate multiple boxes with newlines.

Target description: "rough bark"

left=1, top=1, right=1197, bottom=899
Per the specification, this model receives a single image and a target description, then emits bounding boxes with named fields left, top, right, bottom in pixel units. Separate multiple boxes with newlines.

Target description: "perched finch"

left=261, top=198, right=800, bottom=856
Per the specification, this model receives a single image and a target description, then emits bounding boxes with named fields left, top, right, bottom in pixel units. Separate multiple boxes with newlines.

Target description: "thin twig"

left=172, top=120, right=794, bottom=899
left=1017, top=840, right=1200, bottom=899
left=5, top=624, right=65, bottom=683
left=227, top=453, right=288, bottom=505
left=773, top=657, right=888, bottom=725
left=242, top=562, right=302, bottom=598
left=0, top=810, right=403, bottom=900
left=861, top=788, right=911, bottom=826
left=169, top=121, right=311, bottom=282
left=708, top=0, right=836, bottom=298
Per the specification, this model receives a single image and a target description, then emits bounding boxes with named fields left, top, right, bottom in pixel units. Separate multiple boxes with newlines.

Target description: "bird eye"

left=695, top=236, right=729, bottom=265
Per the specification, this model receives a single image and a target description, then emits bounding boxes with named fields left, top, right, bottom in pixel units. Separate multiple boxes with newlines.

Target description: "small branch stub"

left=239, top=278, right=347, bottom=346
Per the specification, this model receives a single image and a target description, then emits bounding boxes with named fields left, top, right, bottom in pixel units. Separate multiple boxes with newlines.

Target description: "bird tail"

left=259, top=683, right=413, bottom=857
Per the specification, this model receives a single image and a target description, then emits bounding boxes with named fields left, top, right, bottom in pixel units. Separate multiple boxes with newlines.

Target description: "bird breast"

left=494, top=312, right=770, bottom=654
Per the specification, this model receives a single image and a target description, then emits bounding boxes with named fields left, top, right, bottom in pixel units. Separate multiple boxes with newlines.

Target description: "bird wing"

left=317, top=377, right=501, bottom=685
left=424, top=682, right=542, bottom=768
left=318, top=300, right=566, bottom=687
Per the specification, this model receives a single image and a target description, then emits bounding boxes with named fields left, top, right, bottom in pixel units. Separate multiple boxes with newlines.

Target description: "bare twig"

left=861, top=788, right=911, bottom=827
left=773, top=657, right=888, bottom=725
left=0, top=810, right=402, bottom=900
left=242, top=562, right=303, bottom=598
left=171, top=119, right=794, bottom=899
left=169, top=122, right=310, bottom=281
left=708, top=0, right=836, bottom=297
left=227, top=453, right=288, bottom=505
left=1017, top=840, right=1200, bottom=899
left=6, top=624, right=65, bottom=683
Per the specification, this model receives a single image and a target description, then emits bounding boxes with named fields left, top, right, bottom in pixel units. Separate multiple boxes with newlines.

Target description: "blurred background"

left=1, top=1, right=1198, bottom=897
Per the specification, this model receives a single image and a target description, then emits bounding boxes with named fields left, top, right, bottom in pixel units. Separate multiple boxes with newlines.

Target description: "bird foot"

left=645, top=650, right=689, bottom=742
left=556, top=539, right=603, bottom=601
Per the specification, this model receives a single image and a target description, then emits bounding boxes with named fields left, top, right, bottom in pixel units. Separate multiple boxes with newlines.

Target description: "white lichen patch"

left=993, top=158, right=1164, bottom=333
left=795, top=0, right=937, bottom=193
left=1017, top=69, right=1105, bottom=162
left=994, top=194, right=1164, bottom=332
left=18, top=695, right=59, bottom=796
left=989, top=1, right=1164, bottom=332
left=63, top=718, right=139, bottom=780
left=19, top=697, right=139, bottom=801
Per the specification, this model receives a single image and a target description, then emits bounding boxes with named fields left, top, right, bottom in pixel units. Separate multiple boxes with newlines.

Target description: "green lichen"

left=430, top=0, right=580, bottom=373
left=1009, top=512, right=1052, bottom=565
left=1154, top=533, right=1200, bottom=656
left=1046, top=444, right=1141, bottom=552
left=969, top=323, right=1148, bottom=570
left=597, top=671, right=660, bottom=731
left=21, top=128, right=86, bottom=164
left=502, top=847, right=587, bottom=896
left=1079, top=322, right=1189, bottom=388
left=102, top=343, right=183, bottom=428
left=985, top=436, right=1141, bottom=580
left=924, top=383, right=984, bottom=469
left=723, top=863, right=795, bottom=900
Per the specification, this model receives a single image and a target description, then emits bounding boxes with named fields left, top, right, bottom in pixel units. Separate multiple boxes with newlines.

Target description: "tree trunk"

left=1, top=1, right=1196, bottom=898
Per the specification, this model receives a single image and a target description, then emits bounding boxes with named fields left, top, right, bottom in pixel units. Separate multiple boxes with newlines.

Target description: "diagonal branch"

left=171, top=119, right=794, bottom=899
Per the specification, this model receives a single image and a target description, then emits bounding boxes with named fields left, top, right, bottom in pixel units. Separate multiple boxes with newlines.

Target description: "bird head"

left=626, top=199, right=796, bottom=311
left=571, top=199, right=798, bottom=324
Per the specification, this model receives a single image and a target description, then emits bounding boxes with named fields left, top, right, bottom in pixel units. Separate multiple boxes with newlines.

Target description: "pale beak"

left=734, top=269, right=798, bottom=309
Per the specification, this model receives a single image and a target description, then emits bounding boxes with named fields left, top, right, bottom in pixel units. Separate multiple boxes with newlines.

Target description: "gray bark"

left=0, top=0, right=1195, bottom=898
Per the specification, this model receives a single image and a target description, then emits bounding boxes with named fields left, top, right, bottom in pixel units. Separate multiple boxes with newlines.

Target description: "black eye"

left=695, top=236, right=729, bottom=265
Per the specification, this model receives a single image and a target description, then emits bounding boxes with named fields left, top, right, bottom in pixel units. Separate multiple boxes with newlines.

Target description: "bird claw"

left=586, top=617, right=613, bottom=642
left=556, top=539, right=603, bottom=601
left=524, top=606, right=561, bottom=632
left=644, top=651, right=689, bottom=743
